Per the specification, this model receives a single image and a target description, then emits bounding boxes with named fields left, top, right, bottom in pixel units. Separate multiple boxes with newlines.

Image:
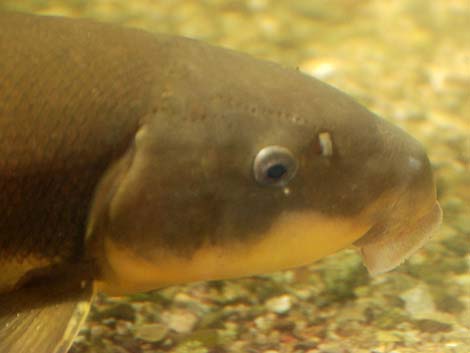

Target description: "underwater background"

left=1, top=1, right=468, bottom=352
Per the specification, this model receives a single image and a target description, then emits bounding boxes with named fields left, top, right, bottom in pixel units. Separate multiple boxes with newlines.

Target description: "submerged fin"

left=0, top=274, right=93, bottom=353
left=355, top=202, right=442, bottom=275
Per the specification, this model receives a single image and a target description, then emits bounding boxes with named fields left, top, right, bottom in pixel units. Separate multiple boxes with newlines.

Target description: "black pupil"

left=266, top=164, right=287, bottom=179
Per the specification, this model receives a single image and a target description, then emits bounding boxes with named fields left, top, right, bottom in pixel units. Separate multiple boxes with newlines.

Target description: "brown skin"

left=0, top=12, right=440, bottom=296
left=0, top=12, right=159, bottom=264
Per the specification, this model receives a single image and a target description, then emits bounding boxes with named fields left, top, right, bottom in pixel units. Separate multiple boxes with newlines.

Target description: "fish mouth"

left=354, top=201, right=443, bottom=275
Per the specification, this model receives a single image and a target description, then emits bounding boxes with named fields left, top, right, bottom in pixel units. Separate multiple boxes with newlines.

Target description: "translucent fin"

left=356, top=202, right=442, bottom=275
left=0, top=274, right=93, bottom=353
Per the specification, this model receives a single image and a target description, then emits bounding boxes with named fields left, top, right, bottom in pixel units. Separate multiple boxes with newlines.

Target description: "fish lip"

left=354, top=201, right=443, bottom=275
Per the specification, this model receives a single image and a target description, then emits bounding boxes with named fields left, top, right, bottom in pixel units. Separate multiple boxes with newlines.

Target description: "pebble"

left=90, top=324, right=111, bottom=339
left=414, top=319, right=452, bottom=333
left=95, top=303, right=136, bottom=322
left=254, top=314, right=274, bottom=331
left=317, top=341, right=349, bottom=353
left=162, top=310, right=198, bottom=333
left=400, top=285, right=436, bottom=319
left=134, top=323, right=168, bottom=343
left=265, top=294, right=293, bottom=314
left=115, top=320, right=133, bottom=336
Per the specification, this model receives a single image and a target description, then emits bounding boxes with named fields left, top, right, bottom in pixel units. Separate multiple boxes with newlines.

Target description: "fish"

left=0, top=11, right=442, bottom=353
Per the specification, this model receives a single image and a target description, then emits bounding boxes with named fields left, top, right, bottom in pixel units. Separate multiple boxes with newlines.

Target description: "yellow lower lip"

left=95, top=210, right=373, bottom=295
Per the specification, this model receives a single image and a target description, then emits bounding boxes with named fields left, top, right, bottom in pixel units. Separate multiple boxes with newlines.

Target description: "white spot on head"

left=318, top=132, right=333, bottom=157
left=300, top=60, right=338, bottom=80
left=283, top=187, right=291, bottom=196
left=408, top=156, right=422, bottom=171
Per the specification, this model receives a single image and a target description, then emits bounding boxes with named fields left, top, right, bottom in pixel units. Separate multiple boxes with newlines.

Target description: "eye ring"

left=253, top=146, right=298, bottom=187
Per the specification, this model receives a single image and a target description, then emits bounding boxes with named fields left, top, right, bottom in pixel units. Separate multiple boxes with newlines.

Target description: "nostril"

left=406, top=143, right=433, bottom=179
left=405, top=147, right=436, bottom=210
left=407, top=155, right=423, bottom=172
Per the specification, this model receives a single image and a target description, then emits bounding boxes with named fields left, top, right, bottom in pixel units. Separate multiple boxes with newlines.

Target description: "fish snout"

left=389, top=132, right=440, bottom=223
left=355, top=134, right=442, bottom=275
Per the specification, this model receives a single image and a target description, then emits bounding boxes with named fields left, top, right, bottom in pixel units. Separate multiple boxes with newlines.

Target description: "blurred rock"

left=265, top=294, right=293, bottom=314
left=163, top=310, right=198, bottom=334
left=134, top=323, right=168, bottom=343
left=400, top=284, right=436, bottom=319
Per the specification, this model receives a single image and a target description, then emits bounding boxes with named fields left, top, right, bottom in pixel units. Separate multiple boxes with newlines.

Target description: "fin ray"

left=0, top=275, right=93, bottom=353
left=356, top=202, right=442, bottom=275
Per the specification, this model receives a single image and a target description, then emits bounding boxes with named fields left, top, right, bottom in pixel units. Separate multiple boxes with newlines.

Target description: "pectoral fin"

left=0, top=275, right=93, bottom=353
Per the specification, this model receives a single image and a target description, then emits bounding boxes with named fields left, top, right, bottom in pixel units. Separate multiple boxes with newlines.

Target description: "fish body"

left=0, top=11, right=442, bottom=353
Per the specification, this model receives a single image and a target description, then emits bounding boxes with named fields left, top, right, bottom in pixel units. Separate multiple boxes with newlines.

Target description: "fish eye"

left=253, top=146, right=298, bottom=187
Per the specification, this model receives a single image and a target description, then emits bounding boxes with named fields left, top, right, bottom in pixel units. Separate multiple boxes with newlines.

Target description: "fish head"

left=87, top=38, right=441, bottom=294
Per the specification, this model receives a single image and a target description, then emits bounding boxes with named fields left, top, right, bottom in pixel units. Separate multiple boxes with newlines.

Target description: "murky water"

left=1, top=1, right=468, bottom=352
